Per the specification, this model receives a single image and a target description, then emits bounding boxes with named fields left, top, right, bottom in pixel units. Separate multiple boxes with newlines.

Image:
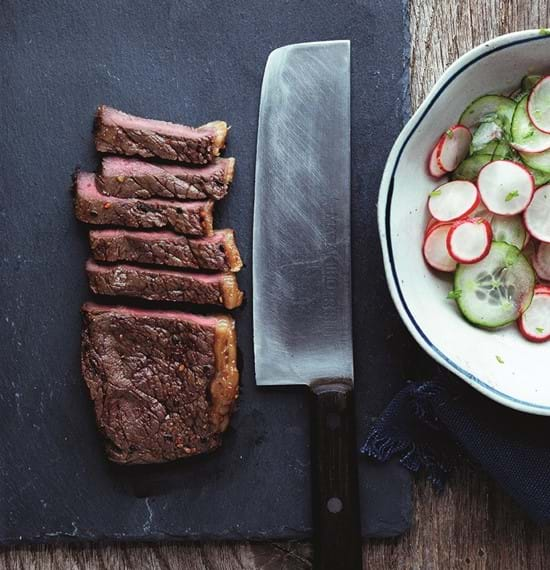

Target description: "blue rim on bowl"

left=378, top=30, right=550, bottom=415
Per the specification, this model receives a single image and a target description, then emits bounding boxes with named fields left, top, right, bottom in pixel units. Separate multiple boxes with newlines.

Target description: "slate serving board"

left=0, top=0, right=417, bottom=543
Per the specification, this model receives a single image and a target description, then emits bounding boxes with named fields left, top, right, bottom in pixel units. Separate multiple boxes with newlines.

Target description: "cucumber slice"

left=491, top=215, right=527, bottom=249
left=459, top=95, right=516, bottom=134
left=521, top=75, right=542, bottom=92
left=491, top=140, right=514, bottom=160
left=519, top=147, right=550, bottom=173
left=512, top=90, right=529, bottom=102
left=523, top=164, right=550, bottom=186
left=533, top=170, right=550, bottom=186
left=510, top=95, right=550, bottom=153
left=471, top=140, right=498, bottom=157
left=451, top=154, right=492, bottom=181
left=470, top=121, right=503, bottom=153
left=454, top=242, right=535, bottom=328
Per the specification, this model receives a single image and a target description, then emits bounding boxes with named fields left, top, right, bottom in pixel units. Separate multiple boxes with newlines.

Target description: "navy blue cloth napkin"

left=362, top=379, right=550, bottom=523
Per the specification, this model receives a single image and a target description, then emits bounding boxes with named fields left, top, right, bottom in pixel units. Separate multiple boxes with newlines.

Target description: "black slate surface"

left=0, top=0, right=415, bottom=543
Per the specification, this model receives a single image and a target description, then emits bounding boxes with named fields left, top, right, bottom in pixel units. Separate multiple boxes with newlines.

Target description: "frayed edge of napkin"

left=361, top=382, right=453, bottom=490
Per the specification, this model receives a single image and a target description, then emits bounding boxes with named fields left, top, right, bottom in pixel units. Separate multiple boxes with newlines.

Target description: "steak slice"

left=94, top=105, right=227, bottom=164
left=74, top=171, right=213, bottom=236
left=89, top=228, right=243, bottom=272
left=81, top=303, right=239, bottom=464
left=87, top=259, right=244, bottom=309
left=98, top=156, right=235, bottom=201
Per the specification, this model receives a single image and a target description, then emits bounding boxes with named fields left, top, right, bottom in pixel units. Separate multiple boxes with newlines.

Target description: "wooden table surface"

left=3, top=1, right=550, bottom=568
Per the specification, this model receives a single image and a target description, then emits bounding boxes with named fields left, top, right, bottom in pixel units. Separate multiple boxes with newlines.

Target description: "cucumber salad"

left=423, top=75, right=550, bottom=342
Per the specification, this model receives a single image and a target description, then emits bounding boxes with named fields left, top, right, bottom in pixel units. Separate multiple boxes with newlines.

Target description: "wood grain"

left=2, top=1, right=550, bottom=568
left=409, top=0, right=550, bottom=110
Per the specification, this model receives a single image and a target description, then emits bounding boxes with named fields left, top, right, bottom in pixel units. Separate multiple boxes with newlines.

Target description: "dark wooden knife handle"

left=310, top=379, right=362, bottom=570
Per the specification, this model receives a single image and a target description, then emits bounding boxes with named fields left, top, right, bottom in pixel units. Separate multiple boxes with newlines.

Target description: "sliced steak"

left=87, top=260, right=244, bottom=309
left=89, top=228, right=243, bottom=272
left=74, top=171, right=213, bottom=236
left=81, top=303, right=239, bottom=464
left=94, top=105, right=227, bottom=164
left=98, top=156, right=235, bottom=201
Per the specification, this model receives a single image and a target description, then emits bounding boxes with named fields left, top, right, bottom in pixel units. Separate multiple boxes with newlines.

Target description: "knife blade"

left=253, top=41, right=362, bottom=570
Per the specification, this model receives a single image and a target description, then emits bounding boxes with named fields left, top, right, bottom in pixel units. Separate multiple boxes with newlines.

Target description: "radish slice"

left=533, top=243, right=550, bottom=281
left=528, top=76, right=550, bottom=134
left=427, top=180, right=479, bottom=222
left=428, top=143, right=447, bottom=177
left=524, top=183, right=550, bottom=242
left=470, top=203, right=494, bottom=223
left=436, top=125, right=472, bottom=172
left=446, top=218, right=492, bottom=264
left=519, top=286, right=550, bottom=342
left=426, top=217, right=438, bottom=233
left=477, top=160, right=534, bottom=215
left=491, top=214, right=527, bottom=250
left=423, top=222, right=457, bottom=272
left=523, top=239, right=536, bottom=264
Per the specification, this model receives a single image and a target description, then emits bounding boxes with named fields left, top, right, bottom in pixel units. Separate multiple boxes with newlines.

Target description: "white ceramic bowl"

left=379, top=30, right=550, bottom=415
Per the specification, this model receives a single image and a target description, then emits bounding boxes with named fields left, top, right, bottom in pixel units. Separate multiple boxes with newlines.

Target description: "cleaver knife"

left=253, top=41, right=362, bottom=569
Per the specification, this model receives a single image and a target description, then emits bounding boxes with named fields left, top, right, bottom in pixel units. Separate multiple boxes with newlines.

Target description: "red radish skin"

left=427, top=180, right=480, bottom=222
left=422, top=222, right=457, bottom=272
left=533, top=255, right=550, bottom=282
left=518, top=286, right=550, bottom=342
left=436, top=125, right=472, bottom=172
left=527, top=76, right=550, bottom=134
left=533, top=243, right=550, bottom=281
left=446, top=218, right=492, bottom=264
left=477, top=160, right=534, bottom=216
left=470, top=203, right=494, bottom=223
left=428, top=142, right=447, bottom=178
left=426, top=217, right=438, bottom=233
left=523, top=239, right=537, bottom=266
left=524, top=184, right=550, bottom=242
